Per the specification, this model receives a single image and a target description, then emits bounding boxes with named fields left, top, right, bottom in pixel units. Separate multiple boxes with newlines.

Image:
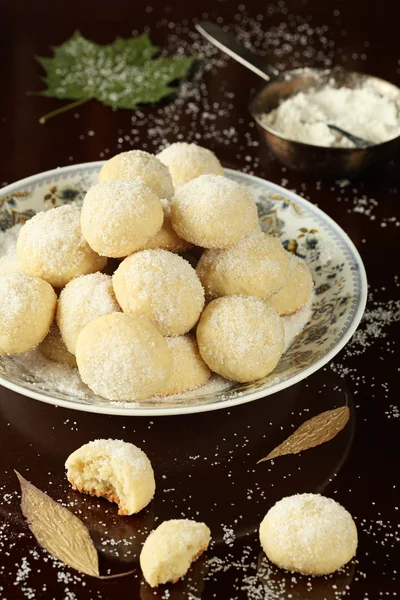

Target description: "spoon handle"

left=196, top=21, right=279, bottom=82
left=326, top=124, right=374, bottom=149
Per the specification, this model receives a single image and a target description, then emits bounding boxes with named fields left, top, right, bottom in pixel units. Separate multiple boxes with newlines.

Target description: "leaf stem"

left=39, top=97, right=93, bottom=124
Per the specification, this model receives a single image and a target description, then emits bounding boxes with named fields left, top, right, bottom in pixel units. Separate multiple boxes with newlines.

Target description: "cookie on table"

left=65, top=439, right=155, bottom=516
left=140, top=519, right=211, bottom=587
left=259, top=493, right=358, bottom=575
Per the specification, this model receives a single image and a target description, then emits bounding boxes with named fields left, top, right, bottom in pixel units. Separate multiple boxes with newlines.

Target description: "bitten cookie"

left=65, top=439, right=156, bottom=516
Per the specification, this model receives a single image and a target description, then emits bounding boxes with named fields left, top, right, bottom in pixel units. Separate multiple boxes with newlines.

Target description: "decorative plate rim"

left=0, top=162, right=368, bottom=416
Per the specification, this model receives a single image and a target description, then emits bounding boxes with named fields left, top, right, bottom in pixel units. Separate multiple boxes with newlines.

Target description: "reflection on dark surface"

left=257, top=553, right=355, bottom=599
left=140, top=555, right=208, bottom=600
left=64, top=488, right=155, bottom=564
left=0, top=368, right=354, bottom=547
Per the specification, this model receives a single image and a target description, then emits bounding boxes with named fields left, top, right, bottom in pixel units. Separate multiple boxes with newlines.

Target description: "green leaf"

left=35, top=31, right=195, bottom=122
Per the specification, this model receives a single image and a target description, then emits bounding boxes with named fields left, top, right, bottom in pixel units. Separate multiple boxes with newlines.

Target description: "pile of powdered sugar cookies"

left=0, top=143, right=314, bottom=402
left=64, top=438, right=357, bottom=588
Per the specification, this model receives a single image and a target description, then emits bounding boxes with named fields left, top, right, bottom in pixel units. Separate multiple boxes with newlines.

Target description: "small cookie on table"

left=140, top=519, right=211, bottom=587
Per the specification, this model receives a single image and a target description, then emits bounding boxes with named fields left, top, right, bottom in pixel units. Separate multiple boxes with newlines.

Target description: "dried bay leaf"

left=16, top=472, right=137, bottom=578
left=16, top=472, right=99, bottom=577
left=257, top=405, right=350, bottom=463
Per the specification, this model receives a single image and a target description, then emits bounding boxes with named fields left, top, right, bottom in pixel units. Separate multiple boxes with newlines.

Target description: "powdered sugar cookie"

left=156, top=335, right=211, bottom=396
left=157, top=142, right=224, bottom=190
left=99, top=150, right=174, bottom=200
left=17, top=205, right=107, bottom=288
left=140, top=519, right=211, bottom=587
left=171, top=174, right=259, bottom=249
left=81, top=180, right=164, bottom=258
left=259, top=494, right=358, bottom=575
left=66, top=439, right=155, bottom=515
left=196, top=230, right=289, bottom=300
left=0, top=272, right=56, bottom=356
left=143, top=198, right=191, bottom=252
left=0, top=256, right=21, bottom=276
left=113, top=250, right=204, bottom=336
left=268, top=254, right=313, bottom=316
left=57, top=272, right=121, bottom=355
left=76, top=312, right=172, bottom=401
left=196, top=296, right=284, bottom=382
left=39, top=322, right=77, bottom=368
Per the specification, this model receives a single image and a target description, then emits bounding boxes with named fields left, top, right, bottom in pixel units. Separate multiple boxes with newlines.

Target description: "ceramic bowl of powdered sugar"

left=0, top=162, right=367, bottom=416
left=250, top=66, right=400, bottom=176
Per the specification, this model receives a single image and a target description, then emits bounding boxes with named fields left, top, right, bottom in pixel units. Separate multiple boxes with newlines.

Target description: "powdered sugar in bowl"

left=196, top=21, right=400, bottom=177
left=250, top=66, right=400, bottom=176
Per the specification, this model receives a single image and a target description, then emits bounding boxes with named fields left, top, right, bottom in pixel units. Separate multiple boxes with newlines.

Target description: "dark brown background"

left=0, top=0, right=399, bottom=598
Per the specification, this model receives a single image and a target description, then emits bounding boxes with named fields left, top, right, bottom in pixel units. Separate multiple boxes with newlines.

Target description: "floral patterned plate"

left=0, top=163, right=367, bottom=416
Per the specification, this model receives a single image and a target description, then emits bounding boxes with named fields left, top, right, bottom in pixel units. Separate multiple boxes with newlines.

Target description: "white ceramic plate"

left=0, top=163, right=367, bottom=416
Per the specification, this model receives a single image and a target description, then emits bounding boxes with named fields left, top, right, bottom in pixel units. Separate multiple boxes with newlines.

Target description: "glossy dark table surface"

left=0, top=0, right=399, bottom=598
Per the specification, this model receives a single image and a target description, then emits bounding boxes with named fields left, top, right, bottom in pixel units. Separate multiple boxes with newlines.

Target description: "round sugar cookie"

left=76, top=312, right=172, bottom=401
left=39, top=322, right=77, bottom=368
left=66, top=439, right=155, bottom=516
left=196, top=296, right=284, bottom=382
left=0, top=256, right=22, bottom=276
left=157, top=142, right=224, bottom=190
left=17, top=205, right=107, bottom=288
left=170, top=174, right=259, bottom=249
left=259, top=494, right=358, bottom=575
left=140, top=519, right=211, bottom=587
left=196, top=230, right=290, bottom=300
left=81, top=180, right=164, bottom=258
left=99, top=150, right=174, bottom=199
left=0, top=272, right=57, bottom=355
left=268, top=254, right=313, bottom=316
left=113, top=250, right=204, bottom=336
left=156, top=335, right=211, bottom=396
left=57, top=272, right=121, bottom=355
left=143, top=198, right=191, bottom=252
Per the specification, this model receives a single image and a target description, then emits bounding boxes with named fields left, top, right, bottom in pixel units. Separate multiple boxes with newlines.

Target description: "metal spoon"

left=196, top=21, right=374, bottom=150
left=326, top=124, right=373, bottom=148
